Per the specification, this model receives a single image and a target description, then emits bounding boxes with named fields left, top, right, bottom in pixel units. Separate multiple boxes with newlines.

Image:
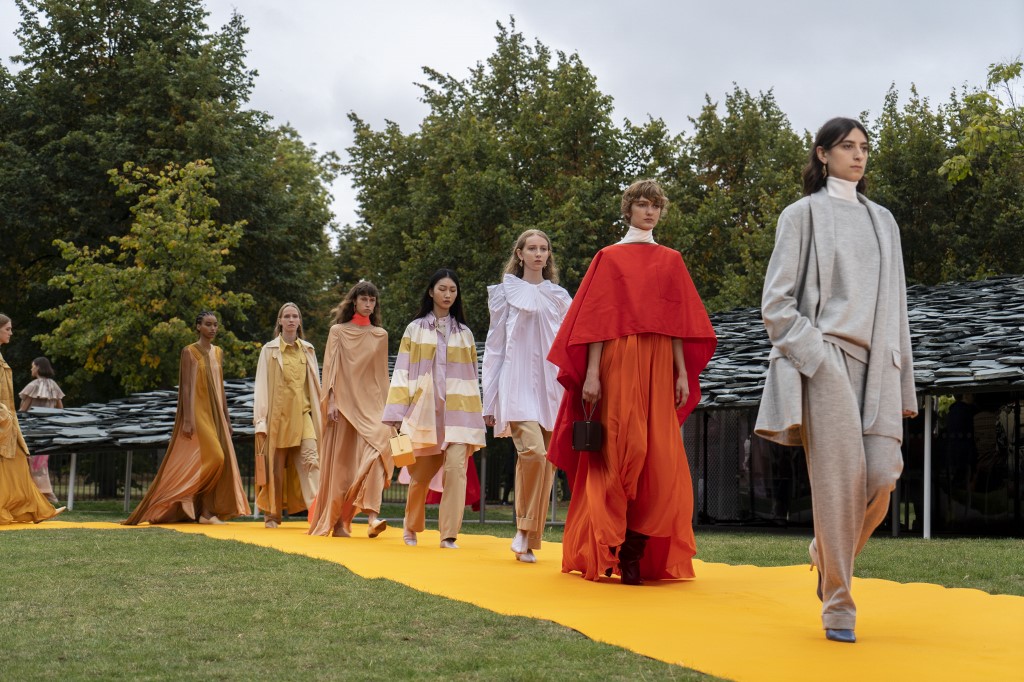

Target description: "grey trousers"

left=801, top=341, right=903, bottom=630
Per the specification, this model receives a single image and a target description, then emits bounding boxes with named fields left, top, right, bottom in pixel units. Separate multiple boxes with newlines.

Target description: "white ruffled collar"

left=502, top=273, right=556, bottom=311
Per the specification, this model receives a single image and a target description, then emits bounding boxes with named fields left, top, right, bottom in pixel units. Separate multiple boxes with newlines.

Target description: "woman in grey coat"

left=755, top=117, right=917, bottom=644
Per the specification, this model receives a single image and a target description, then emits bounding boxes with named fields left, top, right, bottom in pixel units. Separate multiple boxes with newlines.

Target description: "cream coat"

left=755, top=189, right=917, bottom=446
left=253, top=336, right=322, bottom=513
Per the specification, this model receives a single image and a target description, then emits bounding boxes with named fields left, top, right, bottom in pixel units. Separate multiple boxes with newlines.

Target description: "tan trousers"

left=404, top=443, right=469, bottom=540
left=267, top=438, right=320, bottom=522
left=510, top=421, right=555, bottom=550
left=802, top=342, right=903, bottom=630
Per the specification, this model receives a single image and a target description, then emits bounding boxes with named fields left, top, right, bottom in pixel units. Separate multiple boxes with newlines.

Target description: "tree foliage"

left=0, top=0, right=335, bottom=397
left=343, top=20, right=637, bottom=342
left=37, top=160, right=259, bottom=394
left=871, top=67, right=1024, bottom=283
left=664, top=87, right=805, bottom=311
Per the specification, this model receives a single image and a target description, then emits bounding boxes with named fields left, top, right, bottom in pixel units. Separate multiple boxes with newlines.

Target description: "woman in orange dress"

left=547, top=180, right=716, bottom=585
left=124, top=312, right=250, bottom=525
left=0, top=314, right=62, bottom=524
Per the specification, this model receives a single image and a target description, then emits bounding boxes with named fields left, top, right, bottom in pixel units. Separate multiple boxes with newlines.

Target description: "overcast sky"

left=2, top=1, right=1022, bottom=228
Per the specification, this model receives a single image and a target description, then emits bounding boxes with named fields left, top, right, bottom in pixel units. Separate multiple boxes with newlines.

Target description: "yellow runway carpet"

left=6, top=521, right=1023, bottom=681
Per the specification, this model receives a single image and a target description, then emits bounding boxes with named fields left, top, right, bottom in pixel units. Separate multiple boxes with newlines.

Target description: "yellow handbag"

left=389, top=434, right=415, bottom=468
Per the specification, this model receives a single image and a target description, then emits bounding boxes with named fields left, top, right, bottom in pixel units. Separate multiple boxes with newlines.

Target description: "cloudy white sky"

left=2, top=0, right=1022, bottom=228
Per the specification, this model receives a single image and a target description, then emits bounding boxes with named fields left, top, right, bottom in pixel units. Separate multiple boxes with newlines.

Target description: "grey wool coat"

left=754, top=189, right=917, bottom=446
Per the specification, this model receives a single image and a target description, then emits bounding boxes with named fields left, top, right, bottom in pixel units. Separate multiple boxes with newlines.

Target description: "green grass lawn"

left=5, top=502, right=1021, bottom=680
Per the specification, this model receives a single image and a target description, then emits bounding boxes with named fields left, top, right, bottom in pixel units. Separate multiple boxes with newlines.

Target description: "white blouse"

left=481, top=274, right=572, bottom=437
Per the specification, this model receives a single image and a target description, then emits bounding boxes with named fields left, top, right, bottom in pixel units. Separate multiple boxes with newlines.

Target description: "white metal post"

left=67, top=452, right=77, bottom=511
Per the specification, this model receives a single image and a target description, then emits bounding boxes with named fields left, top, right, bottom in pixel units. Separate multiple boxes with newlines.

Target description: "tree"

left=665, top=87, right=805, bottom=312
left=940, top=60, right=1024, bottom=184
left=869, top=85, right=962, bottom=284
left=937, top=60, right=1024, bottom=279
left=343, top=20, right=634, bottom=342
left=0, top=0, right=335, bottom=395
left=36, top=160, right=259, bottom=394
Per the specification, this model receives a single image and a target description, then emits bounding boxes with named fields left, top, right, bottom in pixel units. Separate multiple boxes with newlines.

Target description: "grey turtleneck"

left=816, top=191, right=880, bottom=362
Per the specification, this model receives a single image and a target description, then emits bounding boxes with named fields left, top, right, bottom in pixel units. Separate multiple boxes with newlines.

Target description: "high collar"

left=619, top=224, right=657, bottom=244
left=351, top=313, right=371, bottom=326
left=826, top=176, right=859, bottom=203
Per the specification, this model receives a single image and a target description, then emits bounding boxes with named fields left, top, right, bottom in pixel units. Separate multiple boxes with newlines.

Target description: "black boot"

left=618, top=529, right=648, bottom=585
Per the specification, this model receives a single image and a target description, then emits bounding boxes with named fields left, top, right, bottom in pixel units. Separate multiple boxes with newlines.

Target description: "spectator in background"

left=19, top=356, right=64, bottom=504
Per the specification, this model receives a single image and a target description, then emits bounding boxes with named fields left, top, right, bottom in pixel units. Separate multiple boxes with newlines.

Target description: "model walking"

left=383, top=269, right=486, bottom=549
left=253, top=302, right=322, bottom=528
left=0, top=314, right=63, bottom=524
left=482, top=230, right=571, bottom=562
left=547, top=180, right=716, bottom=585
left=124, top=312, right=250, bottom=525
left=756, top=117, right=917, bottom=643
left=308, top=281, right=396, bottom=538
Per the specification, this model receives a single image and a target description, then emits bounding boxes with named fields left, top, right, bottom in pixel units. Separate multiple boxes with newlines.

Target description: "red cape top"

left=546, top=243, right=717, bottom=474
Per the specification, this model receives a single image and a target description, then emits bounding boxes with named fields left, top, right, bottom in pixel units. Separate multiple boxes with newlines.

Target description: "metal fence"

left=35, top=395, right=1023, bottom=535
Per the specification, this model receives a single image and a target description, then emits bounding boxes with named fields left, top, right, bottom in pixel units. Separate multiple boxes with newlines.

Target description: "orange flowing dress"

left=547, top=244, right=716, bottom=581
left=124, top=343, right=250, bottom=525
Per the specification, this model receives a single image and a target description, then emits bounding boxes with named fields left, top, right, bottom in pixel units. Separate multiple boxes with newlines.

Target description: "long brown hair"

left=802, top=117, right=869, bottom=196
left=330, top=281, right=382, bottom=326
left=500, top=229, right=559, bottom=284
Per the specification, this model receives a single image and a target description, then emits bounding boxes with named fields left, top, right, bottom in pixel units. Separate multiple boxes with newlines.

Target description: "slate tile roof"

left=700, top=274, right=1024, bottom=408
left=18, top=276, right=1024, bottom=453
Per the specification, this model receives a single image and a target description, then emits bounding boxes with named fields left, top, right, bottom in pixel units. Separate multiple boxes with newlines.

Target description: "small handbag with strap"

left=572, top=399, right=603, bottom=452
left=389, top=433, right=416, bottom=468
left=254, top=434, right=268, bottom=486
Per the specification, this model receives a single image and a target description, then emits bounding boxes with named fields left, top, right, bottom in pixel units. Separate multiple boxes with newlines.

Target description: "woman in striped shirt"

left=383, top=269, right=487, bottom=549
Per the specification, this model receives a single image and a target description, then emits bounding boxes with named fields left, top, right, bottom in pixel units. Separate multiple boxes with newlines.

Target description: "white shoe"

left=402, top=520, right=417, bottom=546
left=516, top=549, right=537, bottom=563
left=510, top=530, right=529, bottom=555
left=440, top=539, right=459, bottom=549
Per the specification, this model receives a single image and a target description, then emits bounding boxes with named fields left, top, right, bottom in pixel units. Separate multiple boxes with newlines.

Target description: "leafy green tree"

left=344, top=20, right=632, bottom=341
left=664, top=87, right=805, bottom=311
left=870, top=66, right=1024, bottom=284
left=937, top=60, right=1024, bottom=279
left=869, top=85, right=962, bottom=284
left=36, top=160, right=259, bottom=394
left=0, top=0, right=334, bottom=394
left=940, top=60, right=1024, bottom=184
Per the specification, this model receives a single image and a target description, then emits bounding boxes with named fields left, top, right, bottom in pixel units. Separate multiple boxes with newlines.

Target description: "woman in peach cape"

left=308, top=281, right=396, bottom=538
